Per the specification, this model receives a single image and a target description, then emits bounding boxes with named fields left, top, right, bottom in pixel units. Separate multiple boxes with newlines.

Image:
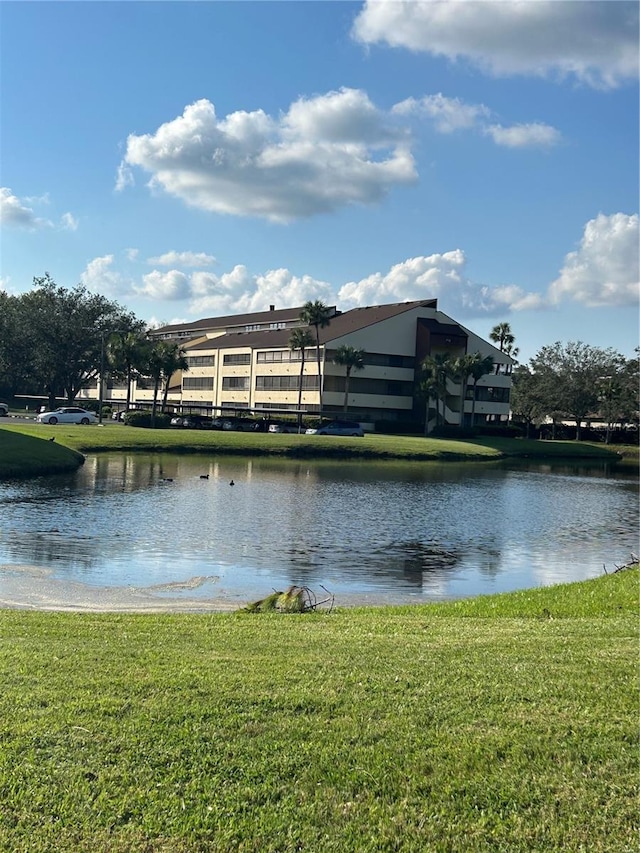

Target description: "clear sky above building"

left=1, top=0, right=638, bottom=363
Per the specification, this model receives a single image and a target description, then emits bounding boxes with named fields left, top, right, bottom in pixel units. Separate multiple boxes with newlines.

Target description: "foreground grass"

left=1, top=571, right=637, bottom=852
left=0, top=427, right=85, bottom=477
left=1, top=421, right=625, bottom=467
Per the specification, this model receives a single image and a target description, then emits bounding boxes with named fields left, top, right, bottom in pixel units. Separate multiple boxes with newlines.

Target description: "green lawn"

left=1, top=570, right=637, bottom=852
left=1, top=421, right=628, bottom=471
left=0, top=427, right=85, bottom=477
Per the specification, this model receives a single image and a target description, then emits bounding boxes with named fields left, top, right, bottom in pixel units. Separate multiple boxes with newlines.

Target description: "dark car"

left=213, top=416, right=261, bottom=431
left=170, top=414, right=214, bottom=429
left=306, top=420, right=364, bottom=437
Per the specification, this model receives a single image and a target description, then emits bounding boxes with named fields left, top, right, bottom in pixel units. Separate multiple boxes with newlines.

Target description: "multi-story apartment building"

left=128, top=298, right=514, bottom=429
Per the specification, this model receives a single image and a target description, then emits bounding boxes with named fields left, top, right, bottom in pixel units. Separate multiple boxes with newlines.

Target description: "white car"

left=37, top=407, right=98, bottom=425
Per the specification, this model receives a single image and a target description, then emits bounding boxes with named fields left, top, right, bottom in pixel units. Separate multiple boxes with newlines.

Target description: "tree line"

left=0, top=274, right=188, bottom=415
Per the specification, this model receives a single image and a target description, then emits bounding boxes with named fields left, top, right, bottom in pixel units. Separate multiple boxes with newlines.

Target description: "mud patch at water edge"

left=146, top=575, right=220, bottom=592
left=0, top=564, right=239, bottom=612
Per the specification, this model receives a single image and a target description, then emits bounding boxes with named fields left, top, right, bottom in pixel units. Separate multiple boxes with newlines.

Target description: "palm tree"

left=147, top=341, right=189, bottom=424
left=333, top=345, right=365, bottom=413
left=489, top=322, right=519, bottom=359
left=468, top=355, right=495, bottom=426
left=106, top=331, right=150, bottom=411
left=288, top=328, right=314, bottom=431
left=420, top=352, right=454, bottom=431
left=453, top=353, right=478, bottom=429
left=300, top=300, right=332, bottom=415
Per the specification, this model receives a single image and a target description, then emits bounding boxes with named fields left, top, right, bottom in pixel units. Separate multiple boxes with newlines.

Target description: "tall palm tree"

left=146, top=341, right=189, bottom=424
left=489, top=322, right=519, bottom=359
left=468, top=355, right=495, bottom=426
left=333, top=345, right=365, bottom=413
left=300, top=300, right=332, bottom=415
left=106, top=331, right=150, bottom=411
left=420, top=352, right=454, bottom=431
left=288, top=328, right=314, bottom=431
left=453, top=353, right=478, bottom=429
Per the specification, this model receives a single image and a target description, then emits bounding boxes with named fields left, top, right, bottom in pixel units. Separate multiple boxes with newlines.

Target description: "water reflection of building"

left=79, top=299, right=514, bottom=430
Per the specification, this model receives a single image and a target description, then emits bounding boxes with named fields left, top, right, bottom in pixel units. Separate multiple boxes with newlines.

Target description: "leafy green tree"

left=453, top=353, right=484, bottom=429
left=288, top=328, right=314, bottom=431
left=300, top=300, right=332, bottom=415
left=530, top=341, right=624, bottom=440
left=510, top=366, right=548, bottom=438
left=333, top=345, right=365, bottom=413
left=596, top=350, right=639, bottom=442
left=490, top=322, right=519, bottom=359
left=16, top=274, right=139, bottom=407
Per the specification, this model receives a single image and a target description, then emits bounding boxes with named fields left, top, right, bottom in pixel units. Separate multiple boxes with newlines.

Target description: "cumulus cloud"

left=81, top=255, right=134, bottom=297
left=484, top=122, right=562, bottom=149
left=189, top=266, right=335, bottom=316
left=0, top=187, right=50, bottom=228
left=337, top=250, right=544, bottom=315
left=119, top=90, right=416, bottom=222
left=352, top=0, right=639, bottom=89
left=138, top=270, right=191, bottom=300
left=548, top=213, right=639, bottom=307
left=147, top=250, right=217, bottom=268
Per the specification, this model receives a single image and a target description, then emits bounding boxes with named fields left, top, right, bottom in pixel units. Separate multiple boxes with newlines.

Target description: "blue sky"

left=1, top=0, right=638, bottom=363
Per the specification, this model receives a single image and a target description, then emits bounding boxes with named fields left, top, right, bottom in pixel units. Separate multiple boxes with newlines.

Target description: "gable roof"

left=184, top=299, right=438, bottom=352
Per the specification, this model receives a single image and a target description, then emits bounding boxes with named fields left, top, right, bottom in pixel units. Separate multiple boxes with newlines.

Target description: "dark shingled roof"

left=155, top=305, right=331, bottom=336
left=184, top=300, right=438, bottom=351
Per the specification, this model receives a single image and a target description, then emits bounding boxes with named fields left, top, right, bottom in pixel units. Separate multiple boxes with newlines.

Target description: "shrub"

left=374, top=419, right=423, bottom=435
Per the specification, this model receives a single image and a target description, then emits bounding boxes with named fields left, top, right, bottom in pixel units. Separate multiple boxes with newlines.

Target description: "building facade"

left=83, top=299, right=514, bottom=428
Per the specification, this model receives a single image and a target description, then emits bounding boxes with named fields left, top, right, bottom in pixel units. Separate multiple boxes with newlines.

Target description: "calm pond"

left=0, top=453, right=637, bottom=611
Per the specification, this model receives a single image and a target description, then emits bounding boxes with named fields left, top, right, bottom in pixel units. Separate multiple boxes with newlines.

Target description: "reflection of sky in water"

left=0, top=454, right=637, bottom=604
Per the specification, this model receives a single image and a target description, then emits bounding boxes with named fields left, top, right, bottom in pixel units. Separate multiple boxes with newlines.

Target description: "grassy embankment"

left=0, top=427, right=85, bottom=477
left=2, top=421, right=635, bottom=478
left=1, top=570, right=637, bottom=852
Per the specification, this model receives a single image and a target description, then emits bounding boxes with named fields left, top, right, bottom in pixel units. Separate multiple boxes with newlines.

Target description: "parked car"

left=36, top=407, right=98, bottom=425
left=305, top=420, right=364, bottom=437
left=170, top=414, right=214, bottom=429
left=214, top=416, right=261, bottom=432
left=0, top=402, right=8, bottom=417
left=268, top=421, right=300, bottom=434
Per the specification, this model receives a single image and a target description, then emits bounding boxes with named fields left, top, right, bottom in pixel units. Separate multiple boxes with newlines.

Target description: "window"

left=222, top=376, right=250, bottom=390
left=256, top=375, right=319, bottom=391
left=187, top=355, right=215, bottom=367
left=223, top=353, right=251, bottom=365
left=183, top=377, right=214, bottom=391
left=257, top=349, right=315, bottom=363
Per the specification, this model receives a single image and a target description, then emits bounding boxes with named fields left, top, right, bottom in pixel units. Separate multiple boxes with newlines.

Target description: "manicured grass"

left=0, top=427, right=85, bottom=478
left=1, top=421, right=624, bottom=465
left=1, top=571, right=637, bottom=852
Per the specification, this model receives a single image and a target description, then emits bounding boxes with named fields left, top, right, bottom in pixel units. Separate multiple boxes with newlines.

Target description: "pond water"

left=0, top=453, right=637, bottom=611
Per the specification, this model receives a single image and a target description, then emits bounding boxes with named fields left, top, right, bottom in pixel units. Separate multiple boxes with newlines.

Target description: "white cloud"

left=352, top=0, right=639, bottom=89
left=138, top=269, right=191, bottom=300
left=147, top=250, right=217, bottom=268
left=337, top=250, right=544, bottom=316
left=125, top=248, right=139, bottom=261
left=0, top=187, right=50, bottom=228
left=392, top=94, right=561, bottom=148
left=189, top=266, right=334, bottom=316
left=393, top=94, right=490, bottom=133
left=81, top=255, right=134, bottom=297
left=115, top=162, right=134, bottom=192
left=484, top=123, right=561, bottom=148
left=120, top=91, right=417, bottom=222
left=548, top=213, right=639, bottom=307
left=61, top=212, right=79, bottom=231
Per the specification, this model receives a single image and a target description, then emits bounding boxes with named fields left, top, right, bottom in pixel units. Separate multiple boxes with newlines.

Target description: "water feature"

left=0, top=453, right=637, bottom=610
